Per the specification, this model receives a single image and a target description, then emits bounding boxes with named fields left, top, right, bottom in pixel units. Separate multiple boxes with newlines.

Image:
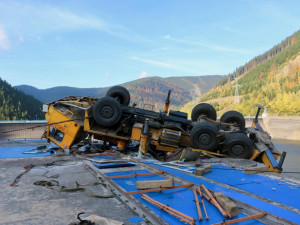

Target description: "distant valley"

left=14, top=75, right=224, bottom=112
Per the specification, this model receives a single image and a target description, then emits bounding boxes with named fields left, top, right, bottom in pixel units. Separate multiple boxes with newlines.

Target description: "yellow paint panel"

left=131, top=127, right=142, bottom=141
left=46, top=106, right=82, bottom=149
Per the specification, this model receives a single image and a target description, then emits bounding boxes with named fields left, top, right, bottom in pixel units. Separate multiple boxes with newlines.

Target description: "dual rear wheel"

left=190, top=103, right=251, bottom=158
left=190, top=123, right=253, bottom=158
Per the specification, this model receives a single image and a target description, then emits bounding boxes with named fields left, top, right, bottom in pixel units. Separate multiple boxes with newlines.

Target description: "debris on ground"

left=195, top=165, right=212, bottom=176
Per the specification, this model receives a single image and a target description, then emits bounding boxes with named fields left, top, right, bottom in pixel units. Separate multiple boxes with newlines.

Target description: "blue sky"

left=0, top=0, right=300, bottom=89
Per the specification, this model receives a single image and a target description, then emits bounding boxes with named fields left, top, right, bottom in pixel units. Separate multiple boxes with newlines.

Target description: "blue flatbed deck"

left=1, top=142, right=299, bottom=225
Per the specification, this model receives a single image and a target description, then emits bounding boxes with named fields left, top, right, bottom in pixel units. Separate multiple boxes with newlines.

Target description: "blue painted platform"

left=148, top=162, right=300, bottom=224
left=202, top=165, right=300, bottom=209
left=0, top=145, right=55, bottom=158
left=105, top=169, right=265, bottom=225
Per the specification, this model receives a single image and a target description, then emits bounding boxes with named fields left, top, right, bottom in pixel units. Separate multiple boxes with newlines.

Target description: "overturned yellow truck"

left=44, top=86, right=286, bottom=172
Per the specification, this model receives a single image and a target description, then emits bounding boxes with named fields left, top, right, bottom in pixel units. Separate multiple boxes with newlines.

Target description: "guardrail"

left=0, top=121, right=47, bottom=141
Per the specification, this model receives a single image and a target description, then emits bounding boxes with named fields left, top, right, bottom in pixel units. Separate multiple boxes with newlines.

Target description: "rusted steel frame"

left=212, top=213, right=267, bottom=225
left=141, top=194, right=196, bottom=225
left=144, top=200, right=193, bottom=225
left=201, top=184, right=231, bottom=218
left=142, top=194, right=195, bottom=221
left=193, top=189, right=203, bottom=221
left=107, top=171, right=164, bottom=179
left=127, top=183, right=193, bottom=195
left=199, top=186, right=218, bottom=208
left=142, top=195, right=193, bottom=222
left=84, top=161, right=166, bottom=225
left=197, top=187, right=209, bottom=220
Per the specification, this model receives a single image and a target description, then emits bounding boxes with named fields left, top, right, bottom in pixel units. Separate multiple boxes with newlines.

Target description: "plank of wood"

left=127, top=183, right=193, bottom=195
left=244, top=166, right=269, bottom=174
left=136, top=179, right=174, bottom=189
left=214, top=192, right=239, bottom=217
left=195, top=165, right=212, bottom=176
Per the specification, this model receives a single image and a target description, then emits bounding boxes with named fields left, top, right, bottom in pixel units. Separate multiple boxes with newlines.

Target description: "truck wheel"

left=106, top=86, right=130, bottom=105
left=191, top=103, right=217, bottom=121
left=190, top=121, right=219, bottom=151
left=93, top=96, right=122, bottom=127
left=225, top=133, right=253, bottom=159
left=220, top=111, right=245, bottom=130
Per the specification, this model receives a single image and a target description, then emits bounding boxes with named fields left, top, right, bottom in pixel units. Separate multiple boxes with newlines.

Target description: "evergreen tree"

left=0, top=78, right=43, bottom=120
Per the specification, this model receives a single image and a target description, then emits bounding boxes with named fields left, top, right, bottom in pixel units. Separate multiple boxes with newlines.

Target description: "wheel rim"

left=231, top=144, right=245, bottom=156
left=198, top=133, right=212, bottom=145
left=100, top=106, right=114, bottom=118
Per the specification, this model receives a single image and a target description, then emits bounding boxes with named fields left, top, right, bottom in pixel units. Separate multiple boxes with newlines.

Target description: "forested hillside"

left=0, top=78, right=43, bottom=120
left=125, top=77, right=192, bottom=110
left=15, top=75, right=224, bottom=111
left=181, top=30, right=300, bottom=116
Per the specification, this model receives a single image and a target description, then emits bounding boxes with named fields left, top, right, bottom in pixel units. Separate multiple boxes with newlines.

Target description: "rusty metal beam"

left=141, top=194, right=196, bottom=225
left=212, top=213, right=267, bottom=225
left=201, top=184, right=231, bottom=218
left=193, top=189, right=203, bottom=221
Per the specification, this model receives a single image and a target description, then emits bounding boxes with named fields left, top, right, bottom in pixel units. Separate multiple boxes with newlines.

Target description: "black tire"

left=220, top=111, right=245, bottom=130
left=190, top=121, right=219, bottom=151
left=106, top=86, right=130, bottom=105
left=191, top=103, right=217, bottom=121
left=183, top=150, right=201, bottom=161
left=93, top=96, right=122, bottom=127
left=225, top=133, right=253, bottom=159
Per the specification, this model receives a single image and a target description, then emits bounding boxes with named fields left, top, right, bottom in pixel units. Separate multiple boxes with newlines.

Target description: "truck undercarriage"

left=44, top=86, right=286, bottom=172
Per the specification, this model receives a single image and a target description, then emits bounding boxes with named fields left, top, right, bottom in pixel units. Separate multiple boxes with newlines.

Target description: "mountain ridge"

left=181, top=29, right=300, bottom=116
left=15, top=75, right=224, bottom=111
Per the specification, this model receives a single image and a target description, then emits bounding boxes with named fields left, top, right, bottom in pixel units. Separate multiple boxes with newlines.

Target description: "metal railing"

left=0, top=120, right=47, bottom=141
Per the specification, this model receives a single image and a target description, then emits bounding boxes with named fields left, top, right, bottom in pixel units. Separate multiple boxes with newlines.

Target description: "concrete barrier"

left=245, top=117, right=300, bottom=141
left=262, top=117, right=300, bottom=141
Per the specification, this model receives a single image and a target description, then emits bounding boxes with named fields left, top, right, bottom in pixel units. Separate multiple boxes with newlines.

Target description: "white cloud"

left=130, top=56, right=201, bottom=74
left=139, top=71, right=148, bottom=79
left=0, top=26, right=10, bottom=50
left=164, top=35, right=250, bottom=54
left=0, top=1, right=141, bottom=41
left=130, top=56, right=175, bottom=69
